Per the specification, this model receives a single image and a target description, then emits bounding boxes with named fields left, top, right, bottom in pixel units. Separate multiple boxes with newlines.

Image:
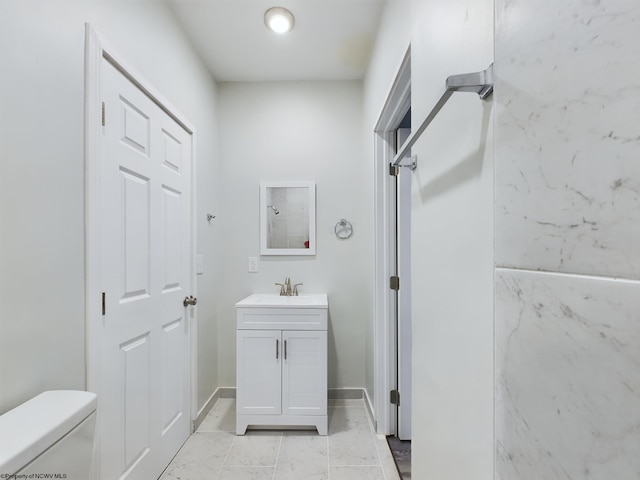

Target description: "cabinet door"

left=282, top=330, right=327, bottom=416
left=237, top=330, right=282, bottom=415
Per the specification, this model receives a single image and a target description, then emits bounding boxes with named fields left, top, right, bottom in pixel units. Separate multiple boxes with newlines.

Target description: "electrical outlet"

left=248, top=257, right=258, bottom=273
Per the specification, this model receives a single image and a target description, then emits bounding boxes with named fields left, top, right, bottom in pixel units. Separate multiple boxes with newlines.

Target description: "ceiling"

left=166, top=0, right=387, bottom=82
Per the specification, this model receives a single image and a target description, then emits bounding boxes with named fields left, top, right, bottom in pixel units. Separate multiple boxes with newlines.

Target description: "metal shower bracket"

left=393, top=63, right=494, bottom=170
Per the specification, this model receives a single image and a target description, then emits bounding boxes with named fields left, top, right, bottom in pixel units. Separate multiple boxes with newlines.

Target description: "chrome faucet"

left=275, top=277, right=302, bottom=296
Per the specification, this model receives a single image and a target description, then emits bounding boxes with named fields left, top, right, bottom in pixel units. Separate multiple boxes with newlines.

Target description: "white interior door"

left=373, top=48, right=411, bottom=437
left=396, top=128, right=412, bottom=441
left=99, top=58, right=192, bottom=480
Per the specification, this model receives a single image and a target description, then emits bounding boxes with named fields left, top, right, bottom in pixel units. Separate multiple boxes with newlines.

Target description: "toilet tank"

left=0, top=390, right=97, bottom=479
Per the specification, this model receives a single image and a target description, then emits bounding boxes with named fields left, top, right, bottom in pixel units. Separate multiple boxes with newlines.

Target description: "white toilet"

left=0, top=390, right=97, bottom=479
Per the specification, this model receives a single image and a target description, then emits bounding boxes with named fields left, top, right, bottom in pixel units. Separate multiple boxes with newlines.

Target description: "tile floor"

left=160, top=398, right=401, bottom=480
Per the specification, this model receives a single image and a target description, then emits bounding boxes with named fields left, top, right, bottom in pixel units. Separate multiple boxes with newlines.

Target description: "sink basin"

left=236, top=293, right=328, bottom=309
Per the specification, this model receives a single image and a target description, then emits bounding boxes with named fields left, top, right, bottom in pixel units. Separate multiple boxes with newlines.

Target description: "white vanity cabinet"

left=235, top=294, right=328, bottom=435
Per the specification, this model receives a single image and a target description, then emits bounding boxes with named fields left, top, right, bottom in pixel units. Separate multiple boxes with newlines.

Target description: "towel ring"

left=334, top=219, right=353, bottom=240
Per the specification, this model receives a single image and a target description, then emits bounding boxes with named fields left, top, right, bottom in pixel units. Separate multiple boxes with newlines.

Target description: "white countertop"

left=235, top=293, right=328, bottom=309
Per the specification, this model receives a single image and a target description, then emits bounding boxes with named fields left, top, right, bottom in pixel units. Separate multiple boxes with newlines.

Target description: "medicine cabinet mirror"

left=260, top=181, right=316, bottom=255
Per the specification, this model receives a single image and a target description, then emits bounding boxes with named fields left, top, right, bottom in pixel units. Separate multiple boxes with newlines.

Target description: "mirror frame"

left=260, top=181, right=316, bottom=256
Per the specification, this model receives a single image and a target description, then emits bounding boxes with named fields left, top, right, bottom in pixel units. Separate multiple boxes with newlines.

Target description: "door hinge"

left=389, top=163, right=399, bottom=177
left=390, top=389, right=400, bottom=405
left=101, top=102, right=105, bottom=126
left=101, top=292, right=106, bottom=315
left=390, top=275, right=400, bottom=291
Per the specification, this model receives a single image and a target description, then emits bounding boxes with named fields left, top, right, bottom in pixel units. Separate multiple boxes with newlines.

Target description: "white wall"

left=216, top=81, right=371, bottom=389
left=0, top=0, right=220, bottom=413
left=494, top=0, right=640, bottom=477
left=365, top=0, right=494, bottom=476
left=409, top=0, right=494, bottom=478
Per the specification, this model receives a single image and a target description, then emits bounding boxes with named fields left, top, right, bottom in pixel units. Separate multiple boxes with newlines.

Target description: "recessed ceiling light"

left=264, top=7, right=295, bottom=34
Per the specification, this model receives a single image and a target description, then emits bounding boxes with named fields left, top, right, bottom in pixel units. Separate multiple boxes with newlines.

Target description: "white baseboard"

left=363, top=388, right=377, bottom=431
left=194, top=387, right=376, bottom=430
left=328, top=388, right=363, bottom=399
left=193, top=387, right=235, bottom=431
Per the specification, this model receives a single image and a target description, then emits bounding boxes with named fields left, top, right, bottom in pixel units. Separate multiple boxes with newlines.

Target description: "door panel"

left=397, top=165, right=412, bottom=440
left=162, top=318, right=185, bottom=434
left=100, top=58, right=191, bottom=480
left=161, top=186, right=183, bottom=292
left=236, top=330, right=282, bottom=415
left=162, top=129, right=183, bottom=172
left=395, top=127, right=412, bottom=441
left=282, top=330, right=327, bottom=416
left=121, top=333, right=151, bottom=470
left=121, top=168, right=151, bottom=300
left=120, top=98, right=150, bottom=155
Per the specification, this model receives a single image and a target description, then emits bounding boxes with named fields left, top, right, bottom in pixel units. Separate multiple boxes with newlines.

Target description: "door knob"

left=183, top=295, right=197, bottom=307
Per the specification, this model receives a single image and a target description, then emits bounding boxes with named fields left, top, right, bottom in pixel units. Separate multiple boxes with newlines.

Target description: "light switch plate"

left=196, top=254, right=204, bottom=275
left=248, top=257, right=258, bottom=273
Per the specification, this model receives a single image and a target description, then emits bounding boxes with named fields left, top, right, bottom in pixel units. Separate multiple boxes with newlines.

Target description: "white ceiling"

left=167, top=0, right=387, bottom=82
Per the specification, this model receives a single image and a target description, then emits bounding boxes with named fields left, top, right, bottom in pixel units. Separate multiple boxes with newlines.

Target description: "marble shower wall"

left=495, top=0, right=640, bottom=278
left=495, top=270, right=640, bottom=478
left=494, top=0, right=640, bottom=477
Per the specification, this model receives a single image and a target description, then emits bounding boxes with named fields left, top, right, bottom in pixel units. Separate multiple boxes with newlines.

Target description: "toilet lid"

left=0, top=390, right=97, bottom=475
